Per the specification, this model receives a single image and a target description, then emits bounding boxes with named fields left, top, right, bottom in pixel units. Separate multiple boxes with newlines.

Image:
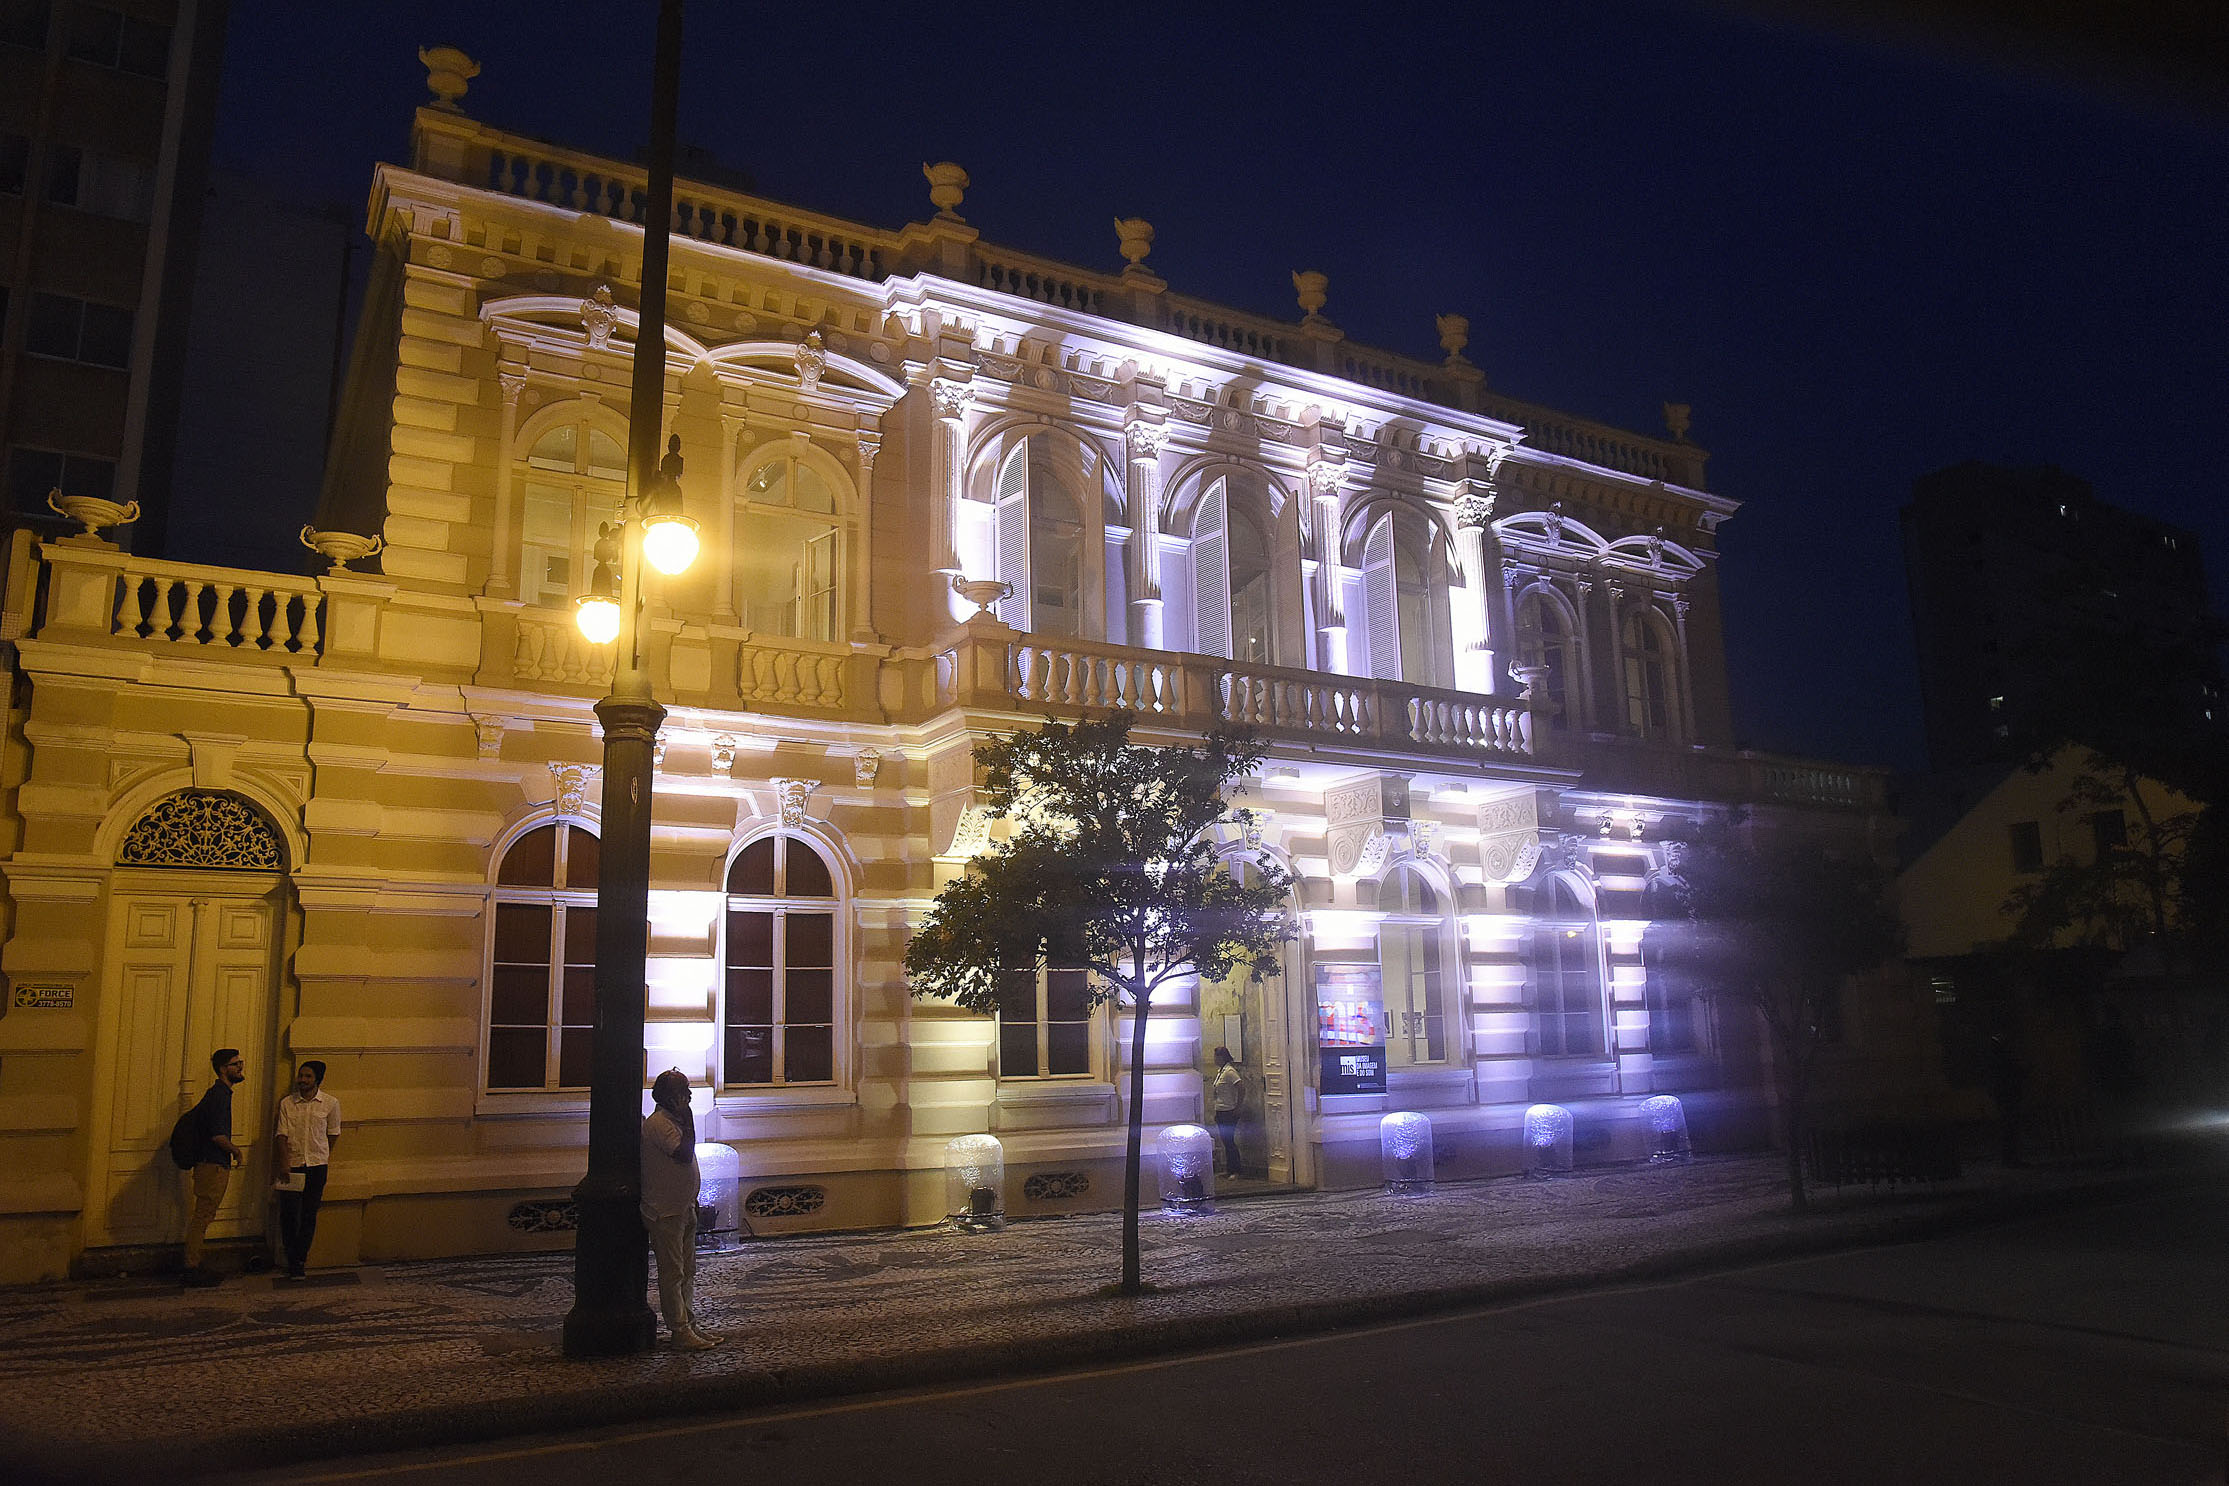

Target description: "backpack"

left=167, top=1105, right=201, bottom=1171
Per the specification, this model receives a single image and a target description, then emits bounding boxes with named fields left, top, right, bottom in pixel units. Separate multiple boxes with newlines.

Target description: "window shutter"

left=994, top=444, right=1030, bottom=628
left=1191, top=478, right=1231, bottom=658
left=1362, top=513, right=1400, bottom=680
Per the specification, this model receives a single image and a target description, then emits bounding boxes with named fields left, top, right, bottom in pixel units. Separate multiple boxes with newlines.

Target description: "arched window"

left=516, top=408, right=628, bottom=608
left=994, top=432, right=1093, bottom=637
left=1516, top=587, right=1577, bottom=731
left=1531, top=876, right=1604, bottom=1059
left=1377, top=866, right=1449, bottom=1067
left=1183, top=476, right=1275, bottom=664
left=723, top=834, right=840, bottom=1086
left=1621, top=608, right=1676, bottom=741
left=486, top=821, right=601, bottom=1091
left=1361, top=509, right=1454, bottom=689
left=735, top=448, right=840, bottom=641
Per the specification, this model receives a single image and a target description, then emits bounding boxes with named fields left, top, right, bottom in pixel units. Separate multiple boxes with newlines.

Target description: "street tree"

left=2002, top=753, right=2200, bottom=951
left=905, top=713, right=1292, bottom=1294
left=1655, top=821, right=1903, bottom=1211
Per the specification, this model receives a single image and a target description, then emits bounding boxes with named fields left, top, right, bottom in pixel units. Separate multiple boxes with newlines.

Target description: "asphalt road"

left=261, top=1185, right=2228, bottom=1486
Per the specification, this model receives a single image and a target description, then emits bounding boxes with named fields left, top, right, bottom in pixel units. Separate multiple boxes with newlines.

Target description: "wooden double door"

left=89, top=876, right=283, bottom=1249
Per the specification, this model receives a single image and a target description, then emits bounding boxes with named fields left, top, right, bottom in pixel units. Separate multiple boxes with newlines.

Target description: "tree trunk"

left=1119, top=985, right=1152, bottom=1294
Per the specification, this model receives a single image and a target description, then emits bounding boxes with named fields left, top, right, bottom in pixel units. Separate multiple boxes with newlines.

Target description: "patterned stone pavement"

left=0, top=1154, right=2178, bottom=1481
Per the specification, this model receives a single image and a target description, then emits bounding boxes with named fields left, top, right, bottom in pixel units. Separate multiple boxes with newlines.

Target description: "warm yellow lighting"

left=641, top=513, right=700, bottom=575
left=575, top=593, right=622, bottom=645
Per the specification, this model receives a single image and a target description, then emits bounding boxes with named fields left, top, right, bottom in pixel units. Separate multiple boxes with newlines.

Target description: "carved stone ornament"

left=1646, top=526, right=1667, bottom=567
left=795, top=332, right=827, bottom=394
left=1305, top=460, right=1345, bottom=496
left=1410, top=818, right=1437, bottom=858
left=1114, top=217, right=1154, bottom=268
left=1125, top=420, right=1171, bottom=459
left=116, top=790, right=283, bottom=871
left=923, top=161, right=970, bottom=221
left=549, top=763, right=597, bottom=819
left=1324, top=775, right=1409, bottom=879
left=470, top=714, right=504, bottom=759
left=1673, top=594, right=1692, bottom=622
left=853, top=748, right=882, bottom=786
left=930, top=378, right=974, bottom=419
left=418, top=45, right=479, bottom=111
left=710, top=734, right=739, bottom=771
left=855, top=433, right=881, bottom=475
left=1477, top=792, right=1540, bottom=883
left=1456, top=488, right=1496, bottom=529
left=771, top=777, right=814, bottom=827
left=1543, top=501, right=1566, bottom=543
left=581, top=285, right=619, bottom=350
left=947, top=803, right=994, bottom=857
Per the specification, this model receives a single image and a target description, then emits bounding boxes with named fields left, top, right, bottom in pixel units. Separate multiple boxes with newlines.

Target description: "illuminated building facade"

left=0, top=55, right=1891, bottom=1280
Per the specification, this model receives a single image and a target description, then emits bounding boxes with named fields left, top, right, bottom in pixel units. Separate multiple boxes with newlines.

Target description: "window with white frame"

left=1187, top=475, right=1276, bottom=664
left=516, top=409, right=628, bottom=608
left=1516, top=586, right=1578, bottom=731
left=486, top=822, right=601, bottom=1091
left=1377, top=866, right=1449, bottom=1067
left=735, top=448, right=840, bottom=641
left=1531, top=876, right=1604, bottom=1058
left=996, top=926, right=1095, bottom=1078
left=1361, top=508, right=1455, bottom=689
left=1621, top=607, right=1676, bottom=741
left=994, top=432, right=1094, bottom=638
left=722, top=835, right=839, bottom=1086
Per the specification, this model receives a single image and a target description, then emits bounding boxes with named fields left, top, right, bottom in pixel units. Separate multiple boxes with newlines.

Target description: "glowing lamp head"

left=574, top=593, right=622, bottom=645
left=641, top=512, right=700, bottom=575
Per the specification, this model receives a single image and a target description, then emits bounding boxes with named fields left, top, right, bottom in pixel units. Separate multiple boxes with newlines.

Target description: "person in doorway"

left=642, top=1069, right=718, bottom=1350
left=272, top=1060, right=341, bottom=1279
left=181, top=1048, right=244, bottom=1287
left=1210, top=1046, right=1245, bottom=1180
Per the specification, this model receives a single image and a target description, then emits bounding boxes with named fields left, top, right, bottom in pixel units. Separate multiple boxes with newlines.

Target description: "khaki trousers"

left=184, top=1161, right=230, bottom=1267
left=646, top=1210, right=698, bottom=1335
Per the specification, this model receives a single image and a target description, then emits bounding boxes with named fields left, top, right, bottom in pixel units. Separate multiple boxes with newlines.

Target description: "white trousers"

left=646, top=1210, right=698, bottom=1334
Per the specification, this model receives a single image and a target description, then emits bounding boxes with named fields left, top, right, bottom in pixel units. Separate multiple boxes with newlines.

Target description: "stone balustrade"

left=34, top=544, right=326, bottom=658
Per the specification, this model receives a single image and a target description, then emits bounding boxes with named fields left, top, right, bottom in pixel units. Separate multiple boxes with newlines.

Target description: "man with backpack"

left=178, top=1048, right=244, bottom=1286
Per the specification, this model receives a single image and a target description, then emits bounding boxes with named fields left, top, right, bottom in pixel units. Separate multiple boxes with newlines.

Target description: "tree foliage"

left=1654, top=820, right=1903, bottom=1210
left=905, top=713, right=1292, bottom=1292
left=2002, top=752, right=2199, bottom=951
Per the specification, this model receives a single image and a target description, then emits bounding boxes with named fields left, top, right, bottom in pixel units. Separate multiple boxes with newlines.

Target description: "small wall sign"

left=11, top=983, right=73, bottom=1010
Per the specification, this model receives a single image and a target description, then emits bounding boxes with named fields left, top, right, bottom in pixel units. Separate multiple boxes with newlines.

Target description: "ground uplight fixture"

left=943, top=1134, right=1006, bottom=1231
left=1642, top=1094, right=1692, bottom=1164
left=1156, top=1124, right=1215, bottom=1212
left=1524, top=1103, right=1574, bottom=1177
left=694, top=1140, right=743, bottom=1249
left=1379, top=1110, right=1435, bottom=1192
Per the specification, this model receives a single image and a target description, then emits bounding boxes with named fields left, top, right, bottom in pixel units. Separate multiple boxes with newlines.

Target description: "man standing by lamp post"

left=562, top=0, right=698, bottom=1359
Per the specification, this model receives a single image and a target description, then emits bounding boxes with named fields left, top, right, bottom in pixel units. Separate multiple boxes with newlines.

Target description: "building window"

left=1531, top=877, right=1603, bottom=1058
left=67, top=3, right=169, bottom=76
left=0, top=1, right=49, bottom=50
left=1377, top=866, right=1449, bottom=1066
left=1360, top=508, right=1454, bottom=689
left=7, top=447, right=116, bottom=508
left=735, top=448, right=840, bottom=641
left=1621, top=608, right=1676, bottom=741
left=485, top=822, right=601, bottom=1092
left=44, top=143, right=152, bottom=220
left=997, top=926, right=1094, bottom=1078
left=1640, top=932, right=1696, bottom=1054
left=1515, top=586, right=1577, bottom=731
left=2007, top=820, right=2044, bottom=874
left=2089, top=809, right=2127, bottom=856
left=515, top=409, right=628, bottom=608
left=24, top=291, right=133, bottom=368
left=1184, top=475, right=1274, bottom=664
left=722, top=834, right=839, bottom=1087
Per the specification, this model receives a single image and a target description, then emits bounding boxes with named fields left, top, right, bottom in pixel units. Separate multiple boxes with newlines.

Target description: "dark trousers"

left=1214, top=1110, right=1242, bottom=1178
left=276, top=1164, right=329, bottom=1270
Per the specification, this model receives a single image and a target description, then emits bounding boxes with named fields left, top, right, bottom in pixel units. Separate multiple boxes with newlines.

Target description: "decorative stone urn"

left=1114, top=217, right=1154, bottom=268
left=922, top=162, right=970, bottom=221
left=1292, top=270, right=1329, bottom=317
left=418, top=46, right=479, bottom=111
left=953, top=577, right=1011, bottom=618
left=46, top=489, right=139, bottom=541
left=300, top=526, right=385, bottom=573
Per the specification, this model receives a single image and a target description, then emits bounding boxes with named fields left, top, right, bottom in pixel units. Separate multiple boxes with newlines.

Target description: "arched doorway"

left=87, top=790, right=288, bottom=1251
left=1194, top=851, right=1306, bottom=1189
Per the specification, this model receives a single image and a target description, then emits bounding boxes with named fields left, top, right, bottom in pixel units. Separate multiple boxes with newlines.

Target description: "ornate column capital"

left=1124, top=418, right=1172, bottom=460
left=1456, top=486, right=1496, bottom=529
left=1305, top=458, right=1347, bottom=496
left=1671, top=593, right=1692, bottom=622
left=498, top=370, right=527, bottom=406
left=930, top=378, right=975, bottom=419
left=855, top=432, right=881, bottom=475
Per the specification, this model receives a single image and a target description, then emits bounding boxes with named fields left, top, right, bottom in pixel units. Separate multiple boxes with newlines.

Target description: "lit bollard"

left=1380, top=1111, right=1435, bottom=1192
left=694, top=1141, right=742, bottom=1250
left=1524, top=1103, right=1574, bottom=1177
left=1156, top=1124, right=1216, bottom=1211
left=1642, top=1095, right=1692, bottom=1164
left=943, top=1134, right=1006, bottom=1231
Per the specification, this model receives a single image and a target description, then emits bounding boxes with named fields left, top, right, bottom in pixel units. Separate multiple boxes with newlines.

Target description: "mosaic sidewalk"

left=0, top=1154, right=2184, bottom=1482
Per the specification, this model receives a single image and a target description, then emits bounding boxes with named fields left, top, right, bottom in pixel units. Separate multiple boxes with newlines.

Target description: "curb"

left=12, top=1163, right=2207, bottom=1484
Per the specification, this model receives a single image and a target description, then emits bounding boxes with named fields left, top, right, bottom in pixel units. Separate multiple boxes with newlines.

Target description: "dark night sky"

left=200, top=1, right=2229, bottom=772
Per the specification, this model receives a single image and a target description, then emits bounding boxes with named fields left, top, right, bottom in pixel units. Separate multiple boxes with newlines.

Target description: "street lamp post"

left=563, top=0, right=690, bottom=1361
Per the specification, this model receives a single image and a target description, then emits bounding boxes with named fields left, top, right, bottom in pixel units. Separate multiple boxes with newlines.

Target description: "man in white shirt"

left=642, top=1069, right=718, bottom=1350
left=272, top=1060, right=340, bottom=1279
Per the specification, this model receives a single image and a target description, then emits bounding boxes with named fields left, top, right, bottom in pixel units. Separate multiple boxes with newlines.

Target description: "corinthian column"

left=485, top=366, right=526, bottom=597
left=929, top=378, right=974, bottom=585
left=1452, top=481, right=1499, bottom=693
left=1125, top=418, right=1169, bottom=649
left=1307, top=459, right=1349, bottom=674
left=714, top=411, right=743, bottom=623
